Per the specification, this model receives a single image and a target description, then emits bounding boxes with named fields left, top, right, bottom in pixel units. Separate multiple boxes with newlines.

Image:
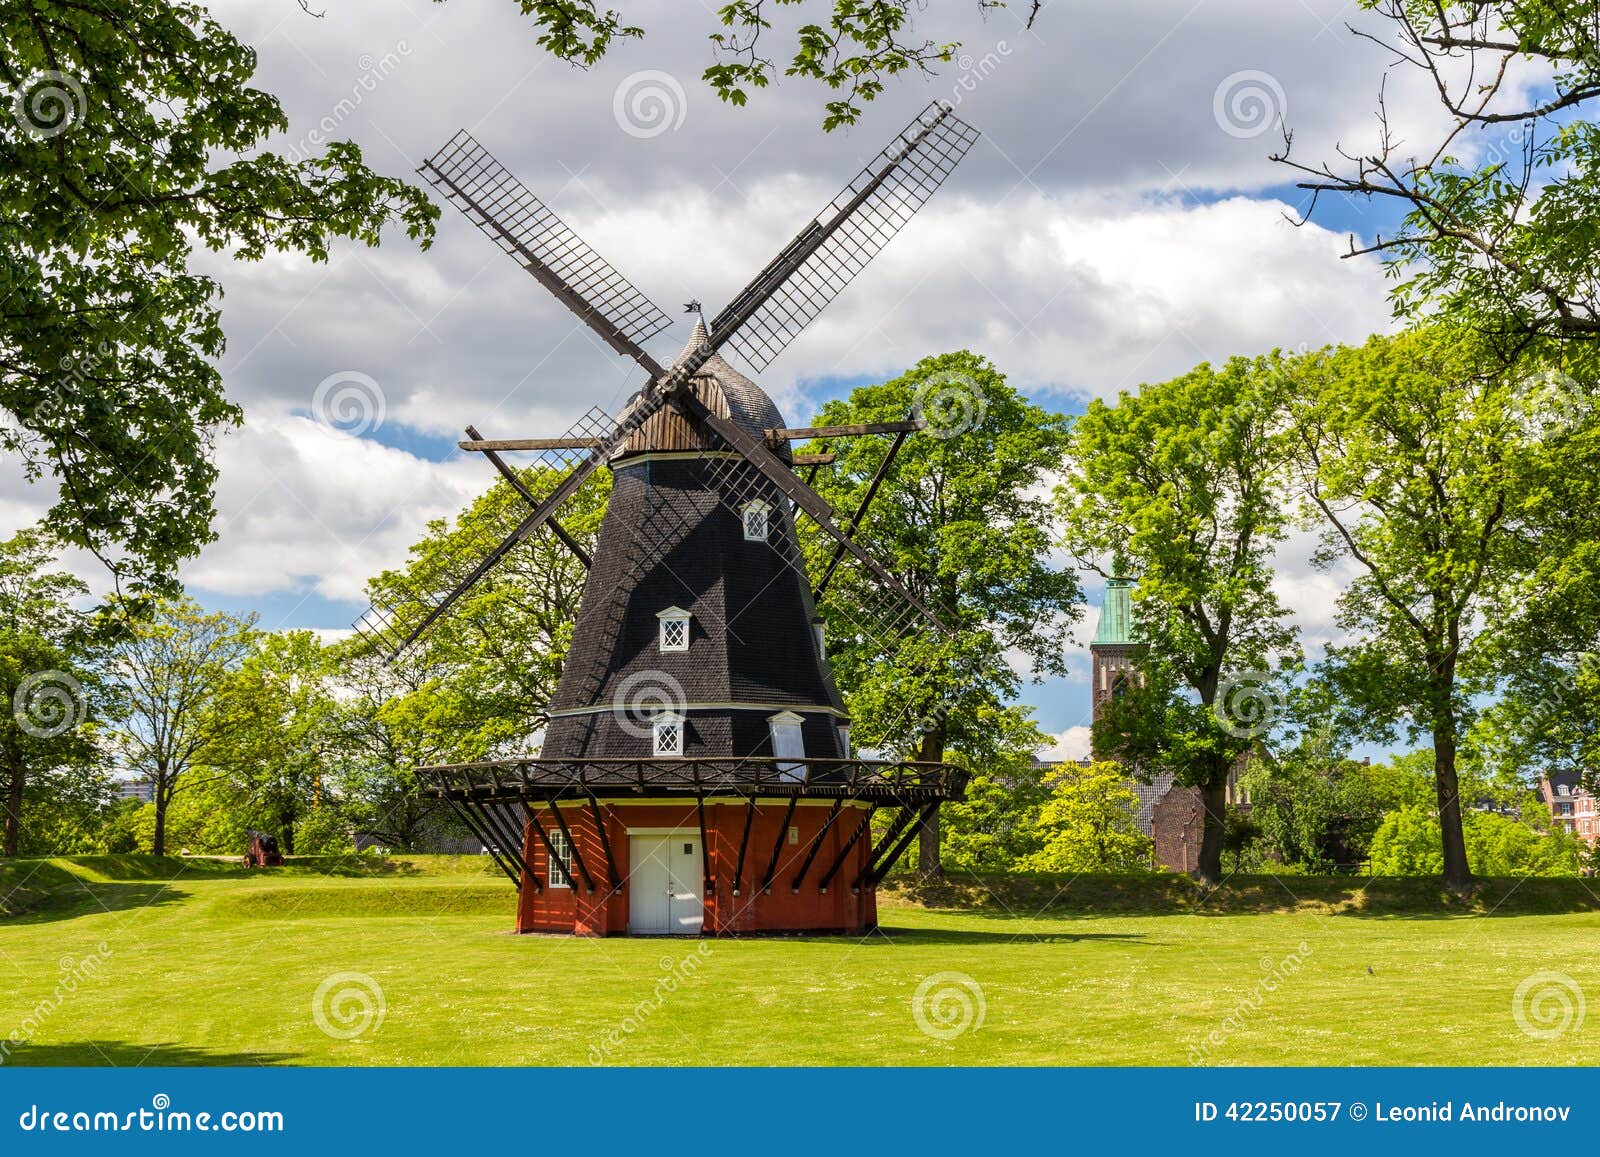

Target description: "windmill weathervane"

left=357, top=101, right=981, bottom=936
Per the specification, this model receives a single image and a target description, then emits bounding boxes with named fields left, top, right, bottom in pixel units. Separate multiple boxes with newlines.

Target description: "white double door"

left=628, top=834, right=704, bottom=935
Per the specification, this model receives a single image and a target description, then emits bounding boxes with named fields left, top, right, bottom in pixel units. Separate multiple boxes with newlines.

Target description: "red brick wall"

left=515, top=799, right=878, bottom=935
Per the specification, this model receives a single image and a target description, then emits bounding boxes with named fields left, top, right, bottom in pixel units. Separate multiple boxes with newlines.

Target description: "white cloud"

left=1040, top=726, right=1093, bottom=762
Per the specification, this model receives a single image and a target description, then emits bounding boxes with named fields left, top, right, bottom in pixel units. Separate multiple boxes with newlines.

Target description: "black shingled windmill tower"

left=357, top=102, right=980, bottom=935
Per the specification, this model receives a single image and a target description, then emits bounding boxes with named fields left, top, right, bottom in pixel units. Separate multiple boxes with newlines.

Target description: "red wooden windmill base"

left=416, top=758, right=967, bottom=936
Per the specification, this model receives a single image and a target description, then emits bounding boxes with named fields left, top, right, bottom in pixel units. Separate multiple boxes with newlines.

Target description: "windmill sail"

left=709, top=101, right=981, bottom=372
left=420, top=131, right=671, bottom=374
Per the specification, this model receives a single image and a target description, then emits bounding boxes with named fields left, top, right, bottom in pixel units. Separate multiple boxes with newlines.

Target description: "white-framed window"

left=653, top=711, right=685, bottom=757
left=837, top=724, right=852, bottom=758
left=741, top=501, right=771, bottom=541
left=657, top=606, right=690, bottom=652
left=547, top=827, right=573, bottom=889
left=813, top=619, right=826, bottom=655
left=768, top=711, right=806, bottom=779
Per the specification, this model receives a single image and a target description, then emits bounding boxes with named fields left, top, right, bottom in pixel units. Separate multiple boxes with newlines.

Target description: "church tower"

left=1090, top=577, right=1140, bottom=726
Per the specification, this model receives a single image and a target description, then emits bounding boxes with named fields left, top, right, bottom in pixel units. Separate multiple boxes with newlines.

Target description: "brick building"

left=1089, top=578, right=1244, bottom=873
left=1539, top=770, right=1598, bottom=847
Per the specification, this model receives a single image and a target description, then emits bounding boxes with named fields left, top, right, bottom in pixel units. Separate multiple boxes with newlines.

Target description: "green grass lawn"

left=2, top=855, right=1596, bottom=1066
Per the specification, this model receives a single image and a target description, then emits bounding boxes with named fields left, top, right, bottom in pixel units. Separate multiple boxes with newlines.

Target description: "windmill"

left=358, top=101, right=981, bottom=935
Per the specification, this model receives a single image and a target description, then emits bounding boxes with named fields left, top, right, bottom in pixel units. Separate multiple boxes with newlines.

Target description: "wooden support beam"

left=522, top=803, right=572, bottom=892
left=790, top=453, right=835, bottom=466
left=442, top=796, right=523, bottom=889
left=815, top=425, right=911, bottom=597
left=731, top=800, right=756, bottom=897
left=864, top=803, right=940, bottom=888
left=546, top=799, right=596, bottom=893
left=760, top=795, right=801, bottom=894
left=790, top=798, right=844, bottom=893
left=853, top=805, right=919, bottom=891
left=695, top=793, right=715, bottom=898
left=464, top=426, right=591, bottom=568
left=765, top=419, right=926, bottom=445
left=459, top=437, right=604, bottom=452
left=466, top=796, right=541, bottom=893
left=587, top=793, right=622, bottom=889
left=817, top=808, right=874, bottom=894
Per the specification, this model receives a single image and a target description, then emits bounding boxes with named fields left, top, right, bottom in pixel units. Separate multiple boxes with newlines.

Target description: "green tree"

left=1239, top=736, right=1385, bottom=872
left=1288, top=329, right=1554, bottom=890
left=937, top=714, right=1057, bottom=873
left=1368, top=805, right=1445, bottom=875
left=361, top=465, right=606, bottom=756
left=431, top=0, right=1037, bottom=130
left=806, top=352, right=1080, bottom=877
left=199, top=630, right=337, bottom=854
left=1, top=2, right=436, bottom=593
left=1058, top=355, right=1299, bottom=884
left=1018, top=760, right=1152, bottom=873
left=103, top=597, right=254, bottom=855
left=1279, top=1, right=1600, bottom=346
left=0, top=528, right=99, bottom=856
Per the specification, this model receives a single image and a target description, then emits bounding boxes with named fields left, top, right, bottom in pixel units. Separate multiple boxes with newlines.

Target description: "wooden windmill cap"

left=614, top=321, right=792, bottom=462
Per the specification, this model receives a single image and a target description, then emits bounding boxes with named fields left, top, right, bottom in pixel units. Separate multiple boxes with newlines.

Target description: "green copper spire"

left=1092, top=578, right=1133, bottom=645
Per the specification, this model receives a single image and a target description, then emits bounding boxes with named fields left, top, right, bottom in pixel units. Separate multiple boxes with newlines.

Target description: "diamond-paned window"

left=657, top=607, right=690, bottom=652
left=742, top=502, right=771, bottom=541
left=654, top=714, right=684, bottom=757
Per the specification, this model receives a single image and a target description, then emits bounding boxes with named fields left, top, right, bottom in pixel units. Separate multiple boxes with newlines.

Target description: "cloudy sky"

left=6, top=0, right=1459, bottom=757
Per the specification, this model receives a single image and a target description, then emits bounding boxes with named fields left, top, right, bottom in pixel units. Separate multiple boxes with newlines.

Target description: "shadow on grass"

left=3, top=1040, right=299, bottom=1067
left=866, top=926, right=1154, bottom=946
left=881, top=873, right=1600, bottom=919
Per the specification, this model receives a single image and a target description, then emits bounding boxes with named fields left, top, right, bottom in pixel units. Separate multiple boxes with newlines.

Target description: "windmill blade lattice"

left=420, top=131, right=673, bottom=369
left=351, top=405, right=619, bottom=657
left=709, top=101, right=981, bottom=373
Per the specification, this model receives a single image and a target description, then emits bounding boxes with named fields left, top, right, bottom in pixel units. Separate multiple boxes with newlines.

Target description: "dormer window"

left=768, top=711, right=805, bottom=779
left=837, top=724, right=852, bottom=758
left=813, top=619, right=826, bottom=655
left=657, top=606, right=690, bottom=652
left=653, top=711, right=685, bottom=757
left=742, top=501, right=771, bottom=541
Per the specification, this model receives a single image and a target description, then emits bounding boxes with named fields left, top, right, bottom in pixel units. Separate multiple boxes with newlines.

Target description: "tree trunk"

left=916, top=723, right=946, bottom=879
left=1194, top=775, right=1227, bottom=886
left=152, top=788, right=167, bottom=857
left=3, top=754, right=23, bottom=857
left=1433, top=720, right=1473, bottom=893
